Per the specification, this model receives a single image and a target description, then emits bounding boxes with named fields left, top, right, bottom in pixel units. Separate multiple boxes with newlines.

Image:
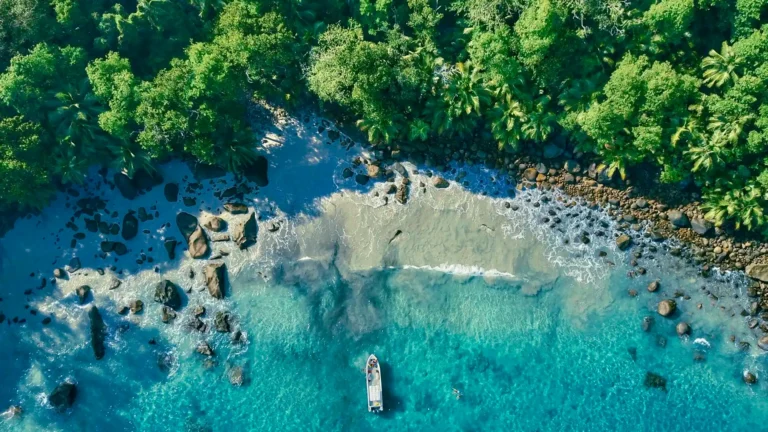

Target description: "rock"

left=223, top=202, right=248, bottom=215
left=177, top=212, right=199, bottom=238
left=187, top=226, right=209, bottom=259
left=342, top=167, right=353, bottom=179
left=113, top=242, right=128, bottom=256
left=205, top=216, right=224, bottom=232
left=122, top=213, right=138, bottom=240
left=266, top=221, right=280, bottom=232
left=161, top=306, right=177, bottom=323
left=690, top=217, right=713, bottom=236
left=564, top=160, right=581, bottom=173
left=641, top=316, right=653, bottom=332
left=616, top=234, right=632, bottom=251
left=433, top=177, right=449, bottom=188
left=130, top=300, right=144, bottom=314
left=2, top=405, right=21, bottom=419
left=228, top=366, right=244, bottom=386
left=164, top=238, right=178, bottom=260
left=48, top=382, right=77, bottom=411
left=243, top=155, right=269, bottom=187
left=53, top=268, right=65, bottom=279
left=193, top=305, right=205, bottom=317
left=196, top=341, right=214, bottom=356
left=183, top=197, right=196, bottom=206
left=758, top=336, right=768, bottom=351
left=744, top=371, right=758, bottom=384
left=163, top=183, right=179, bottom=202
left=392, top=163, right=408, bottom=177
left=746, top=263, right=768, bottom=282
left=66, top=257, right=81, bottom=273
left=523, top=167, right=538, bottom=182
left=108, top=278, right=121, bottom=290
left=676, top=322, right=690, bottom=336
left=396, top=181, right=409, bottom=205
left=193, top=163, right=226, bottom=180
left=667, top=210, right=690, bottom=228
left=643, top=372, right=666, bottom=391
left=76, top=285, right=91, bottom=304
left=647, top=281, right=660, bottom=293
left=214, top=311, right=231, bottom=333
left=113, top=173, right=137, bottom=199
left=657, top=299, right=677, bottom=317
left=204, top=262, right=226, bottom=299
left=563, top=173, right=576, bottom=184
left=153, top=280, right=182, bottom=310
left=88, top=306, right=106, bottom=360
left=100, top=241, right=115, bottom=253
left=628, top=289, right=638, bottom=297
left=367, top=164, right=381, bottom=178
left=132, top=169, right=163, bottom=191
left=543, top=143, right=563, bottom=159
left=355, top=174, right=370, bottom=185
left=233, top=213, right=258, bottom=250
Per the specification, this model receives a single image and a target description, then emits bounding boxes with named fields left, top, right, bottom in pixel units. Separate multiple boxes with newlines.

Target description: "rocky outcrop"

left=129, top=300, right=143, bottom=314
left=204, top=262, right=226, bottom=299
left=88, top=306, right=106, bottom=360
left=657, top=299, right=676, bottom=317
left=196, top=341, right=214, bottom=356
left=233, top=213, right=258, bottom=250
left=163, top=183, right=179, bottom=202
left=176, top=212, right=209, bottom=259
left=113, top=173, right=137, bottom=200
left=153, top=280, right=182, bottom=310
left=48, top=382, right=77, bottom=411
left=214, top=311, right=231, bottom=333
left=746, top=263, right=768, bottom=282
left=122, top=213, right=138, bottom=240
left=676, top=322, right=690, bottom=336
left=647, top=281, right=660, bottom=292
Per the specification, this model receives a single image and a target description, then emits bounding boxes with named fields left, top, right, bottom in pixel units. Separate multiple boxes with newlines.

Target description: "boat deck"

left=367, top=355, right=383, bottom=412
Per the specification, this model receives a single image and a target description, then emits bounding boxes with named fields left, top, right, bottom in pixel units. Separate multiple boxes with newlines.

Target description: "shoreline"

left=0, top=111, right=766, bottom=420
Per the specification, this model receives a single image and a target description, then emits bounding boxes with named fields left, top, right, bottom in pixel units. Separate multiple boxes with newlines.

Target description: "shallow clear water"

left=3, top=141, right=768, bottom=431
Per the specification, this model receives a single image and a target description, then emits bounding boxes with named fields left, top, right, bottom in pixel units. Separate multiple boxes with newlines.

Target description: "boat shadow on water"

left=378, top=362, right=404, bottom=418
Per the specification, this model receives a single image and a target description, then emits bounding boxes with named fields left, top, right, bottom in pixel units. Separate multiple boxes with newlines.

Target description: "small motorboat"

left=366, top=354, right=383, bottom=413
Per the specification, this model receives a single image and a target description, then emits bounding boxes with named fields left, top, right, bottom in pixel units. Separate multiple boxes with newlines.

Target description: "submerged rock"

left=164, top=238, right=178, bottom=260
left=113, top=173, right=137, bottom=200
left=88, top=306, right=106, bottom=360
left=243, top=155, right=269, bottom=187
left=643, top=372, right=666, bottom=391
left=744, top=371, right=758, bottom=384
left=48, top=382, right=77, bottom=411
left=228, top=366, right=244, bottom=386
left=233, top=213, right=258, bottom=250
left=122, top=213, right=138, bottom=240
left=204, top=262, right=226, bottom=299
left=163, top=183, right=179, bottom=202
left=153, top=280, right=182, bottom=310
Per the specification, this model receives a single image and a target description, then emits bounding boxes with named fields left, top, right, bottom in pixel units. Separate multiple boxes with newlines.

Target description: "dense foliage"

left=1, top=0, right=767, bottom=233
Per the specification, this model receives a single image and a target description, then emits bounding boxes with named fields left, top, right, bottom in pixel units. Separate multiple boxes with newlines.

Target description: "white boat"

left=366, top=354, right=383, bottom=413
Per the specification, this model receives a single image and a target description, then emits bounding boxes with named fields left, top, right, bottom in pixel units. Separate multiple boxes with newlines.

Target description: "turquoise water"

left=3, top=154, right=768, bottom=431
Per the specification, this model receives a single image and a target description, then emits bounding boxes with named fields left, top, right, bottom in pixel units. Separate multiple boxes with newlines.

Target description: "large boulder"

left=48, top=382, right=77, bottom=411
left=667, top=210, right=690, bottom=228
left=177, top=213, right=209, bottom=259
left=214, top=311, right=231, bottom=333
left=153, top=280, right=182, bottom=310
left=164, top=238, right=177, bottom=260
left=433, top=177, right=449, bottom=188
left=233, top=213, right=258, bottom=250
left=132, top=169, right=163, bottom=191
left=164, top=183, right=179, bottom=202
left=122, top=213, right=139, bottom=240
left=204, top=262, right=226, bottom=299
left=616, top=234, right=632, bottom=251
left=690, top=217, right=713, bottom=236
left=88, top=306, right=106, bottom=360
left=243, top=155, right=269, bottom=187
left=205, top=216, right=225, bottom=232
left=746, top=263, right=768, bottom=283
left=657, top=299, right=677, bottom=317
left=113, top=173, right=137, bottom=200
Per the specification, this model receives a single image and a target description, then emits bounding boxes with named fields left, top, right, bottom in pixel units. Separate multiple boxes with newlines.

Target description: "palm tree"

left=702, top=42, right=741, bottom=88
left=703, top=183, right=765, bottom=230
left=356, top=114, right=402, bottom=145
left=707, top=113, right=754, bottom=146
left=685, top=142, right=727, bottom=172
left=46, top=79, right=107, bottom=156
left=489, top=94, right=525, bottom=150
left=428, top=61, right=490, bottom=137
